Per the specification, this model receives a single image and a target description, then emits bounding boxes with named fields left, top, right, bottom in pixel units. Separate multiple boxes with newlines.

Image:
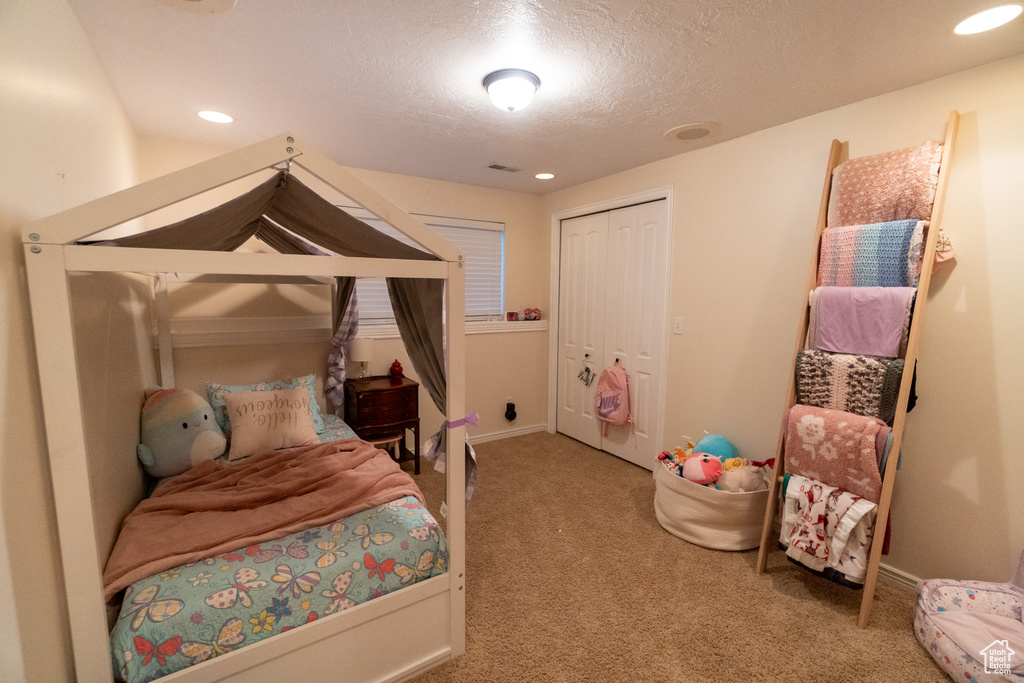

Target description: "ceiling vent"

left=155, top=0, right=236, bottom=14
left=663, top=122, right=723, bottom=143
left=487, top=163, right=521, bottom=173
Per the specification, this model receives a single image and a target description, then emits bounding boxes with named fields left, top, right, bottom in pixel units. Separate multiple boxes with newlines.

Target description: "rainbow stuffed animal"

left=137, top=387, right=226, bottom=477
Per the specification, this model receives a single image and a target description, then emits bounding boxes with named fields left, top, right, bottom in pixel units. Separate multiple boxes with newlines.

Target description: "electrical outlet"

left=673, top=317, right=684, bottom=334
left=506, top=395, right=513, bottom=403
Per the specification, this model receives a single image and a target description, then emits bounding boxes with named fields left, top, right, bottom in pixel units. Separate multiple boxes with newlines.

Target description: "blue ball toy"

left=694, top=434, right=738, bottom=463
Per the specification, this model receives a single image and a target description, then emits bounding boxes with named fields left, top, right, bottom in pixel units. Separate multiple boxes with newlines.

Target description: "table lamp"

left=348, top=337, right=375, bottom=379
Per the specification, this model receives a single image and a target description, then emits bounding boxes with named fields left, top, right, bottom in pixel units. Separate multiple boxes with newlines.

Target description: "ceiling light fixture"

left=483, top=69, right=540, bottom=112
left=535, top=173, right=554, bottom=180
left=954, top=4, right=1022, bottom=34
left=198, top=110, right=234, bottom=123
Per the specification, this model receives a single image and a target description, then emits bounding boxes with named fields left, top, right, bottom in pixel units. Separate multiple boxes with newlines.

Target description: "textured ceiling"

left=68, top=0, right=1023, bottom=194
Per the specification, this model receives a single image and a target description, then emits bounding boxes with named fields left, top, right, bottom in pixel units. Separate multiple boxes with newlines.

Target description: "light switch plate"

left=673, top=317, right=684, bottom=334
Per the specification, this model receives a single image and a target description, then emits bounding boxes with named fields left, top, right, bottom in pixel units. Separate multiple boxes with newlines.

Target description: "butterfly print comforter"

left=110, top=495, right=447, bottom=682
left=103, top=438, right=423, bottom=600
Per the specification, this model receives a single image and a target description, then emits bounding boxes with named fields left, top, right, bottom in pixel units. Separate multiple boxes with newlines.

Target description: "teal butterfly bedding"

left=107, top=415, right=443, bottom=682
left=110, top=494, right=447, bottom=682
left=318, top=413, right=358, bottom=442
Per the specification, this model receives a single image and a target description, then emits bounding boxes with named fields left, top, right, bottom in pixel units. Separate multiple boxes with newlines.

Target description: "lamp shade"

left=348, top=337, right=375, bottom=363
left=483, top=69, right=540, bottom=112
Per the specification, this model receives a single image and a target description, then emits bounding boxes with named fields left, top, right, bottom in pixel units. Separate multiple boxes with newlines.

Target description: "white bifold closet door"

left=557, top=199, right=669, bottom=470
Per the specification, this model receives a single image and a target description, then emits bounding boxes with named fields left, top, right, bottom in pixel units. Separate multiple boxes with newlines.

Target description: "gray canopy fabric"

left=256, top=219, right=329, bottom=256
left=92, top=168, right=473, bottom=495
left=102, top=172, right=439, bottom=262
left=388, top=278, right=477, bottom=499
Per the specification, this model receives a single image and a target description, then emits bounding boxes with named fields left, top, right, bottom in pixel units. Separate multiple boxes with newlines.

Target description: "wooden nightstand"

left=343, top=375, right=420, bottom=474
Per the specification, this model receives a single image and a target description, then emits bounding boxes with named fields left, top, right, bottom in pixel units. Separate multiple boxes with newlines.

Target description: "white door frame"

left=547, top=186, right=675, bottom=453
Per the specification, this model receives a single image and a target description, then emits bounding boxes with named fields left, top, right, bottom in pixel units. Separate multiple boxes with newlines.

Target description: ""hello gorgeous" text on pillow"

left=222, top=387, right=320, bottom=460
left=231, top=392, right=312, bottom=431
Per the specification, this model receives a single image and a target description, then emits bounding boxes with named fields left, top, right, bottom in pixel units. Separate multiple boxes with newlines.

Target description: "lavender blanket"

left=809, top=286, right=915, bottom=358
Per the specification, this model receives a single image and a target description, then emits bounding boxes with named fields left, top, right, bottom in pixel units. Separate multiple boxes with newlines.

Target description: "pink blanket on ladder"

left=784, top=405, right=885, bottom=503
left=103, top=439, right=422, bottom=600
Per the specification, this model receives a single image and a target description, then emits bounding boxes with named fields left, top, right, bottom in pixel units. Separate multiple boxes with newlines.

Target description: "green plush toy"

left=137, top=387, right=226, bottom=478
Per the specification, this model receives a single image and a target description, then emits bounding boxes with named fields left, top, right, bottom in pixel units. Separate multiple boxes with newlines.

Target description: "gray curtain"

left=255, top=221, right=329, bottom=255
left=387, top=277, right=477, bottom=499
left=106, top=173, right=281, bottom=250
left=267, top=176, right=436, bottom=261
left=104, top=173, right=439, bottom=262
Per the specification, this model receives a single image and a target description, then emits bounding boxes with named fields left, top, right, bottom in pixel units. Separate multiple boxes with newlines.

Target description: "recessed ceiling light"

left=954, top=4, right=1022, bottom=34
left=535, top=173, right=555, bottom=180
left=198, top=110, right=234, bottom=123
left=483, top=69, right=541, bottom=112
left=663, top=122, right=722, bottom=143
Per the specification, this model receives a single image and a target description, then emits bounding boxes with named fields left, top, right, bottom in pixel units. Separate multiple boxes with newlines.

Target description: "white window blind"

left=342, top=210, right=504, bottom=324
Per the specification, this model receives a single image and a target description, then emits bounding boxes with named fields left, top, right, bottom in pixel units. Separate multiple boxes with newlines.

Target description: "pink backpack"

left=594, top=360, right=632, bottom=435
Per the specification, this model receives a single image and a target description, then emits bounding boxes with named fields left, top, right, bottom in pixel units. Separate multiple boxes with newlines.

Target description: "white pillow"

left=223, top=387, right=319, bottom=461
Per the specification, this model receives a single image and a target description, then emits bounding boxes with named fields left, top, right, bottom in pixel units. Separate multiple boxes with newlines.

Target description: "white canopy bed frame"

left=22, top=135, right=467, bottom=682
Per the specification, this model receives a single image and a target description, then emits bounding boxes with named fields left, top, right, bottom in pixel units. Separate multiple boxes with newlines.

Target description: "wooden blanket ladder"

left=755, top=110, right=960, bottom=628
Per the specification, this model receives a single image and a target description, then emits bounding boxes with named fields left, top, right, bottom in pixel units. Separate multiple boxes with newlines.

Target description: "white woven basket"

left=653, top=463, right=769, bottom=551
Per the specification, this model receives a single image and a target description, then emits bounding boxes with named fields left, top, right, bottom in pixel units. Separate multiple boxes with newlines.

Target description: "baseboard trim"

left=469, top=424, right=548, bottom=445
left=768, top=518, right=921, bottom=592
left=878, top=563, right=921, bottom=592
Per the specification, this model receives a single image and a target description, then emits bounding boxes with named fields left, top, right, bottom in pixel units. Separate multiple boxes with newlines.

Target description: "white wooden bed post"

left=23, top=243, right=116, bottom=681
left=445, top=259, right=468, bottom=656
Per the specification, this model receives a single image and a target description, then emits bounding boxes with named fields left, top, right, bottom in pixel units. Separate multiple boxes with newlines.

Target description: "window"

left=341, top=209, right=504, bottom=325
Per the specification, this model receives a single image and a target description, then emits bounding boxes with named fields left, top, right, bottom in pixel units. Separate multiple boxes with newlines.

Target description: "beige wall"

left=542, top=55, right=1024, bottom=583
left=0, top=0, right=140, bottom=680
left=136, top=138, right=551, bottom=440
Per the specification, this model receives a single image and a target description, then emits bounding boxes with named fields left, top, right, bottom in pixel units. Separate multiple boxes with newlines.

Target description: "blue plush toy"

left=694, top=433, right=739, bottom=464
left=137, top=387, right=226, bottom=478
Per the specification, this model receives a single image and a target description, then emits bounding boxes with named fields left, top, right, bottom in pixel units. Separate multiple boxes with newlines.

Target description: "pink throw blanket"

left=103, top=439, right=422, bottom=600
left=828, top=140, right=942, bottom=228
left=784, top=405, right=884, bottom=503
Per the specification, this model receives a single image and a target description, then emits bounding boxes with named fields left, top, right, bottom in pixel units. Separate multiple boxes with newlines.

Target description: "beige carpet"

left=407, top=432, right=946, bottom=683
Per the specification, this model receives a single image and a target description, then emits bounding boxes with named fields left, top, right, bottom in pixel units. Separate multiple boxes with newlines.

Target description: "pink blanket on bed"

left=103, top=439, right=422, bottom=600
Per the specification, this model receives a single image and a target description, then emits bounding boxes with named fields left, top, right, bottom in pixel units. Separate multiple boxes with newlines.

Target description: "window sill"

left=359, top=319, right=547, bottom=339
left=159, top=316, right=547, bottom=347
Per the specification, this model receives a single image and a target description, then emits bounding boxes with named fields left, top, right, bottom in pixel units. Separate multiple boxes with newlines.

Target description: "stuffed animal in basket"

left=715, top=457, right=768, bottom=492
left=693, top=433, right=739, bottom=464
left=681, top=453, right=722, bottom=486
left=137, top=387, right=226, bottom=477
